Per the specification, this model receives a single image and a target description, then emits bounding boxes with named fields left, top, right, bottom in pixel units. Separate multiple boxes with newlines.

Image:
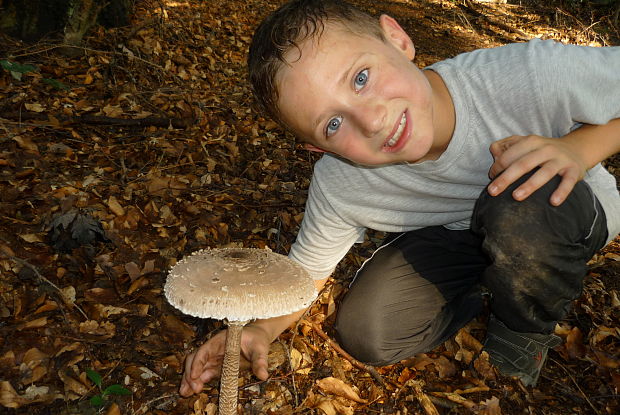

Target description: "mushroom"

left=164, top=247, right=316, bottom=414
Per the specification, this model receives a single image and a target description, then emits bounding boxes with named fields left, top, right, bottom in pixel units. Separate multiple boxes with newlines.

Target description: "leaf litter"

left=0, top=0, right=618, bottom=414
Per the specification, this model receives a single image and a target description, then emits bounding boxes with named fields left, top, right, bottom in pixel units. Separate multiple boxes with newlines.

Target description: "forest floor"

left=1, top=0, right=619, bottom=414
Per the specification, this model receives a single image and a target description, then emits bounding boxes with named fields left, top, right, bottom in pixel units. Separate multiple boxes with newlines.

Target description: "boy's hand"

left=179, top=325, right=271, bottom=397
left=487, top=134, right=586, bottom=206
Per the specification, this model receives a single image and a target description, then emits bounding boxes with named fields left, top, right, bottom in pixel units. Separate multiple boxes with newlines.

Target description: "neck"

left=424, top=69, right=456, bottom=160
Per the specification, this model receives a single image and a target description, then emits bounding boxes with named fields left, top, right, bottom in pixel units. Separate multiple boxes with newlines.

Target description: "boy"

left=180, top=0, right=620, bottom=396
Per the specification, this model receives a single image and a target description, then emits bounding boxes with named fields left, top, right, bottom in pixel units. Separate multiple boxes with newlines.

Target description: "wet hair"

left=247, top=0, right=384, bottom=126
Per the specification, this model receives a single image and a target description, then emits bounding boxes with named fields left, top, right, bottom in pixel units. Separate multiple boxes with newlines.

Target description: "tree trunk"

left=0, top=0, right=132, bottom=44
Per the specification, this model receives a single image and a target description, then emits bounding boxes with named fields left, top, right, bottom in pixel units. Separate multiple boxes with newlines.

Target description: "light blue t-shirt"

left=289, top=39, right=620, bottom=280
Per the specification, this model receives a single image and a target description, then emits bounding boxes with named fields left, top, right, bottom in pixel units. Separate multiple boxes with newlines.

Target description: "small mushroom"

left=165, top=248, right=316, bottom=414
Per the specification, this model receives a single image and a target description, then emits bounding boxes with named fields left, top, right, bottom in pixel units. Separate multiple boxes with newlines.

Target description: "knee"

left=473, top=174, right=596, bottom=247
left=334, top=304, right=433, bottom=366
left=333, top=270, right=443, bottom=365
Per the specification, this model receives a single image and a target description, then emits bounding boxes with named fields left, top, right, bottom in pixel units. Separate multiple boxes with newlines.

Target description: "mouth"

left=383, top=111, right=408, bottom=150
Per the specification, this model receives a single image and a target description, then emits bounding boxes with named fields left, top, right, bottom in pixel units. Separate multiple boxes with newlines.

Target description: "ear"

left=303, top=143, right=327, bottom=153
left=379, top=14, right=415, bottom=61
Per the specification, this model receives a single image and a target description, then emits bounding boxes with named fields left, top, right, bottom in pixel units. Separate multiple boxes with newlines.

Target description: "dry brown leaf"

left=79, top=320, right=116, bottom=338
left=478, top=396, right=502, bottom=415
left=127, top=276, right=150, bottom=295
left=473, top=351, right=497, bottom=381
left=316, top=377, right=367, bottom=404
left=24, top=103, right=45, bottom=112
left=107, top=195, right=126, bottom=216
left=18, top=233, right=44, bottom=243
left=267, top=342, right=288, bottom=371
left=125, top=262, right=142, bottom=281
left=105, top=402, right=121, bottom=415
left=17, top=317, right=47, bottom=330
left=455, top=328, right=483, bottom=354
left=93, top=304, right=130, bottom=318
left=160, top=314, right=195, bottom=344
left=0, top=243, right=15, bottom=258
left=290, top=347, right=303, bottom=371
left=0, top=351, right=16, bottom=368
left=566, top=327, right=586, bottom=359
left=12, top=136, right=39, bottom=154
left=435, top=355, right=457, bottom=378
left=57, top=369, right=89, bottom=396
left=102, top=104, right=123, bottom=117
left=313, top=398, right=337, bottom=415
left=0, top=381, right=26, bottom=408
left=592, top=350, right=620, bottom=369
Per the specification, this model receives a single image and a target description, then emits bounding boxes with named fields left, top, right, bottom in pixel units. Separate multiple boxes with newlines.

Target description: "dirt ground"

left=0, top=0, right=619, bottom=414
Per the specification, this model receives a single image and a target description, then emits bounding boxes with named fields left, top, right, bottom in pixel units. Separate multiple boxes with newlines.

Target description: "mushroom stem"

left=219, top=320, right=248, bottom=415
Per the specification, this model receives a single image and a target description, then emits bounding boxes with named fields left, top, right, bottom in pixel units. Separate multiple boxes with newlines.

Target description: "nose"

left=352, top=101, right=387, bottom=137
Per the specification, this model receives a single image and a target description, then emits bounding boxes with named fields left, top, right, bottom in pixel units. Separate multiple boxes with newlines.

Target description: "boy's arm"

left=487, top=117, right=620, bottom=206
left=180, top=277, right=328, bottom=396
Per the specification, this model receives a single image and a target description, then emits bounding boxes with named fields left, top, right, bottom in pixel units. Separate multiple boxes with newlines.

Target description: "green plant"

left=0, top=59, right=69, bottom=89
left=0, top=59, right=37, bottom=80
left=86, top=368, right=131, bottom=407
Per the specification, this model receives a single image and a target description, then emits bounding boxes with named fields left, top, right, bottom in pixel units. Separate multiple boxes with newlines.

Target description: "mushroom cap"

left=164, top=248, right=317, bottom=321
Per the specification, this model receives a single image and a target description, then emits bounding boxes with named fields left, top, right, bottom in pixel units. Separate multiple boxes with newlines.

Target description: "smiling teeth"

left=386, top=113, right=406, bottom=147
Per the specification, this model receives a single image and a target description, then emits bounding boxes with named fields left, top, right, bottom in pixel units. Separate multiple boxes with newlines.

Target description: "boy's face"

left=276, top=15, right=441, bottom=166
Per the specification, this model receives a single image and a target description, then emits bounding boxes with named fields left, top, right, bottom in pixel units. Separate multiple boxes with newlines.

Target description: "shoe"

left=483, top=315, right=562, bottom=386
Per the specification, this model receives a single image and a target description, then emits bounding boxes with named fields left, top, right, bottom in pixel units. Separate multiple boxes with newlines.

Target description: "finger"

left=488, top=148, right=553, bottom=197
left=509, top=166, right=558, bottom=201
left=489, top=136, right=520, bottom=158
left=247, top=344, right=270, bottom=381
left=181, top=352, right=207, bottom=396
left=190, top=346, right=210, bottom=379
left=180, top=355, right=204, bottom=396
left=549, top=171, right=580, bottom=206
left=488, top=136, right=528, bottom=179
left=180, top=377, right=202, bottom=397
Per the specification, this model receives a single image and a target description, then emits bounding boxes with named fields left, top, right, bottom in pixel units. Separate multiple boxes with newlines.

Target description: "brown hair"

left=247, top=0, right=384, bottom=126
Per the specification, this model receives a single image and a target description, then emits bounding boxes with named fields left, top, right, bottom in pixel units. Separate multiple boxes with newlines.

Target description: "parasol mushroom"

left=164, top=247, right=316, bottom=414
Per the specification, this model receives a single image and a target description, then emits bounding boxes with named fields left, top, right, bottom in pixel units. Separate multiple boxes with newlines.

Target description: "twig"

left=308, top=320, right=385, bottom=387
left=7, top=255, right=89, bottom=320
left=407, top=378, right=441, bottom=415
left=430, top=391, right=477, bottom=409
left=278, top=338, right=300, bottom=407
left=7, top=43, right=166, bottom=71
left=0, top=111, right=194, bottom=129
left=549, top=358, right=601, bottom=415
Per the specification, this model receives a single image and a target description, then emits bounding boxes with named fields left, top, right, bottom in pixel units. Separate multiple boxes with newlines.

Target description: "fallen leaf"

left=566, top=327, right=586, bottom=359
left=316, top=377, right=367, bottom=404
left=18, top=233, right=44, bottom=243
left=24, top=103, right=45, bottom=112
left=1, top=382, right=26, bottom=408
left=478, top=396, right=502, bottom=415
left=107, top=196, right=126, bottom=216
left=12, top=136, right=39, bottom=154
left=125, top=262, right=142, bottom=281
left=57, top=369, right=89, bottom=395
left=102, top=104, right=123, bottom=117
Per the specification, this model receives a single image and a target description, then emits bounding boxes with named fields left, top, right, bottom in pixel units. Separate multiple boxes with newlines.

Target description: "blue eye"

left=326, top=116, right=342, bottom=137
left=354, top=69, right=369, bottom=91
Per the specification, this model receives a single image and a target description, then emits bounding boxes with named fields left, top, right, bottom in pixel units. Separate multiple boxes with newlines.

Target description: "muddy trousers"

left=334, top=173, right=608, bottom=366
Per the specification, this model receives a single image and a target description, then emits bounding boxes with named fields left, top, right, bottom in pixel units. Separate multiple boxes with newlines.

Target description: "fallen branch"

left=407, top=378, right=441, bottom=415
left=7, top=255, right=89, bottom=320
left=308, top=320, right=386, bottom=388
left=462, top=0, right=530, bottom=40
left=430, top=391, right=477, bottom=409
left=0, top=111, right=194, bottom=129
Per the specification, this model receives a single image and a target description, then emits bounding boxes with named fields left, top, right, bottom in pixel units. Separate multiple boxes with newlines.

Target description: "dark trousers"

left=334, top=173, right=608, bottom=366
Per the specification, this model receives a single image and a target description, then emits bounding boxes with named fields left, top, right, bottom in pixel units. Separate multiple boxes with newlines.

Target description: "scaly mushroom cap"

left=164, top=248, right=316, bottom=321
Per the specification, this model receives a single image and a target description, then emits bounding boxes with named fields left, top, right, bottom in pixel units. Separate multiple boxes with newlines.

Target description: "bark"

left=0, top=0, right=132, bottom=43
